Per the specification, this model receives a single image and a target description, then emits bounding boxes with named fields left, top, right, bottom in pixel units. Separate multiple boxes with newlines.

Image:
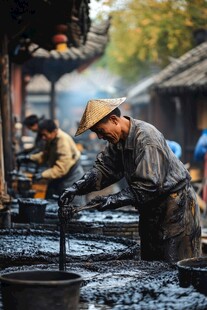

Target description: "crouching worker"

left=23, top=119, right=85, bottom=202
left=58, top=97, right=201, bottom=263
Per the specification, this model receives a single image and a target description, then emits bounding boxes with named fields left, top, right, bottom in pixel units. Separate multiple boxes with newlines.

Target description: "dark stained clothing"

left=93, top=118, right=190, bottom=198
left=139, top=183, right=201, bottom=261
left=90, top=117, right=201, bottom=262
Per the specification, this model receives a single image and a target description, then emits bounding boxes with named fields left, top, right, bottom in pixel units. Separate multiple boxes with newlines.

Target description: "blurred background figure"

left=16, top=114, right=46, bottom=172
left=166, top=140, right=182, bottom=159
left=21, top=114, right=45, bottom=155
left=20, top=119, right=85, bottom=202
left=194, top=129, right=207, bottom=204
left=194, top=129, right=207, bottom=162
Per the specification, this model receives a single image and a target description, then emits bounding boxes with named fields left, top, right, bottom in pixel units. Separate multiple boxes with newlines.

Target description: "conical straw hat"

left=75, top=97, right=126, bottom=136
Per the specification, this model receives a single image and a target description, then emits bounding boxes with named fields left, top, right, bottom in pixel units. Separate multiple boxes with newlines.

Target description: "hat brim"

left=75, top=97, right=126, bottom=136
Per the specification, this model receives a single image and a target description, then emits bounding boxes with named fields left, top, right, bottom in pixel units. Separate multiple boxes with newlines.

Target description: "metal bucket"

left=18, top=198, right=48, bottom=223
left=0, top=206, right=11, bottom=228
left=0, top=270, right=82, bottom=310
left=177, top=257, right=207, bottom=296
left=17, top=177, right=32, bottom=193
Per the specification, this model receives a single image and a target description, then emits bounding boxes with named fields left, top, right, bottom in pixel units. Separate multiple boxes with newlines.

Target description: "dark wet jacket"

left=91, top=118, right=201, bottom=261
left=93, top=117, right=190, bottom=204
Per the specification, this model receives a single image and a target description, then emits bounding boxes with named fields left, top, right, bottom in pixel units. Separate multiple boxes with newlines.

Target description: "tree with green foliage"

left=97, top=0, right=207, bottom=81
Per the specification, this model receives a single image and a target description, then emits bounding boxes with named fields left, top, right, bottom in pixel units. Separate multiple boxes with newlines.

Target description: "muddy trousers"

left=139, top=184, right=201, bottom=262
left=140, top=227, right=201, bottom=262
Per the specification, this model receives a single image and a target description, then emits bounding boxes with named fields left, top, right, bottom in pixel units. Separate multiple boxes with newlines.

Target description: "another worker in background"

left=194, top=129, right=207, bottom=162
left=194, top=128, right=207, bottom=203
left=16, top=114, right=45, bottom=159
left=166, top=140, right=182, bottom=159
left=17, top=119, right=85, bottom=202
left=59, top=97, right=201, bottom=263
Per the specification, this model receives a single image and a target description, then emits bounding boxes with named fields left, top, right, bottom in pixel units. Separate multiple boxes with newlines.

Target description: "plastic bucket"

left=18, top=198, right=48, bottom=223
left=0, top=270, right=82, bottom=310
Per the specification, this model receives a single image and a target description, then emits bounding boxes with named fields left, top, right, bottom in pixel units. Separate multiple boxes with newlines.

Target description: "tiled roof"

left=6, top=1, right=91, bottom=63
left=22, top=20, right=110, bottom=82
left=152, top=42, right=207, bottom=93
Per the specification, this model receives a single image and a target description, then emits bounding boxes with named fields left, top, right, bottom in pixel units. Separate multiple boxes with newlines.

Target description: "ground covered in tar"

left=0, top=229, right=207, bottom=309
left=1, top=260, right=207, bottom=309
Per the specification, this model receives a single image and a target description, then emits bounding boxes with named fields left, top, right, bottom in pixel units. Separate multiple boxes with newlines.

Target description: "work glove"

left=87, top=187, right=136, bottom=211
left=58, top=168, right=101, bottom=207
left=58, top=184, right=78, bottom=207
left=58, top=204, right=79, bottom=222
left=32, top=172, right=42, bottom=182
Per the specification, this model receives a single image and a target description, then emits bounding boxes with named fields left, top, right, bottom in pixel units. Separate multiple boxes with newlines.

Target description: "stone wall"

left=68, top=221, right=139, bottom=240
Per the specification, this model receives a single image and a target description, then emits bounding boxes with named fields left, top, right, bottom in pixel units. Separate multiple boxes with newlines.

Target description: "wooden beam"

left=0, top=35, right=14, bottom=181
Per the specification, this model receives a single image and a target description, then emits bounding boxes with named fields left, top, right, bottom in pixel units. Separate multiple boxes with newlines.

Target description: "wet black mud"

left=1, top=260, right=207, bottom=310
left=77, top=260, right=207, bottom=310
left=0, top=229, right=139, bottom=268
left=1, top=212, right=207, bottom=309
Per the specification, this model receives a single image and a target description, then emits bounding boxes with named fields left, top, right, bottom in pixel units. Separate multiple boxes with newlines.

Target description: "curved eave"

left=152, top=57, right=207, bottom=95
left=22, top=20, right=110, bottom=81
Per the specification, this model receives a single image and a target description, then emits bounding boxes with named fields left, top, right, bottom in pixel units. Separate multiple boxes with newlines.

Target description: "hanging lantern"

left=52, top=34, right=68, bottom=52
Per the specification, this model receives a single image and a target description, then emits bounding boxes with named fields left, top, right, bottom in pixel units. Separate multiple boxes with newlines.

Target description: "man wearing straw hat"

left=59, top=97, right=201, bottom=262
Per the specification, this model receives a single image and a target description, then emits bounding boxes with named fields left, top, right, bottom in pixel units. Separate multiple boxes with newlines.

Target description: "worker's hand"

left=58, top=167, right=104, bottom=207
left=58, top=204, right=78, bottom=222
left=32, top=172, right=42, bottom=181
left=88, top=188, right=136, bottom=211
left=58, top=185, right=78, bottom=207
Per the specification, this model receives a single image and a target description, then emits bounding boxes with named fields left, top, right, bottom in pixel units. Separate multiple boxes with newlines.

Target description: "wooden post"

left=0, top=35, right=13, bottom=182
left=0, top=118, right=6, bottom=198
left=50, top=81, right=56, bottom=120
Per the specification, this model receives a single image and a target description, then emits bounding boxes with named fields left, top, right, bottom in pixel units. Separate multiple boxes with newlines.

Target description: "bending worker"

left=59, top=97, right=201, bottom=262
left=20, top=119, right=85, bottom=201
left=21, top=114, right=45, bottom=155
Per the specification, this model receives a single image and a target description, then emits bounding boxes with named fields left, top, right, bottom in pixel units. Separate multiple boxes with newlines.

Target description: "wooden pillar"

left=0, top=118, right=6, bottom=197
left=21, top=75, right=26, bottom=123
left=50, top=81, right=56, bottom=120
left=0, top=35, right=13, bottom=181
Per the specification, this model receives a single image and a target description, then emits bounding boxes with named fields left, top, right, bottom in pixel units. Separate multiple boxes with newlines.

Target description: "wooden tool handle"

left=74, top=202, right=101, bottom=213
